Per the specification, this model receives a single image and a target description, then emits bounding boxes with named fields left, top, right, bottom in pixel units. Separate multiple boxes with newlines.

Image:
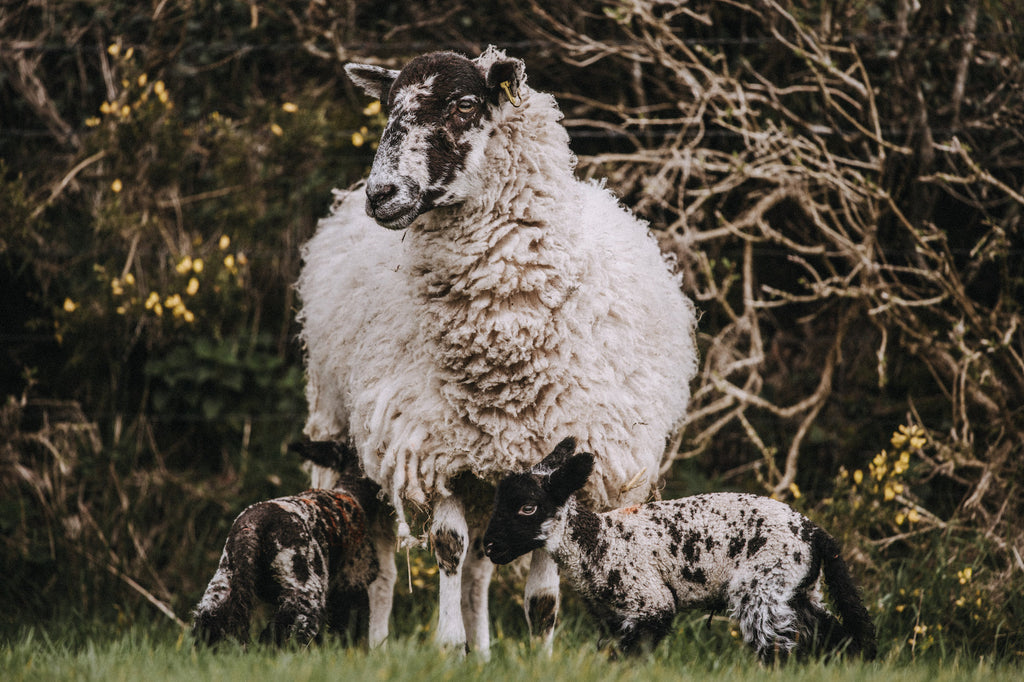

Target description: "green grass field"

left=3, top=605, right=1020, bottom=682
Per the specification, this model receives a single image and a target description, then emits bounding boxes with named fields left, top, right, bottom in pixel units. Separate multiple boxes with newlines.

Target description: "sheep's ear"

left=345, top=63, right=399, bottom=100
left=484, top=55, right=525, bottom=106
left=546, top=453, right=594, bottom=506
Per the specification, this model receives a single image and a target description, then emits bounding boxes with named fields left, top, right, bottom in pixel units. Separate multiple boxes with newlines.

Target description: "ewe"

left=484, top=438, right=878, bottom=662
left=297, top=47, right=698, bottom=653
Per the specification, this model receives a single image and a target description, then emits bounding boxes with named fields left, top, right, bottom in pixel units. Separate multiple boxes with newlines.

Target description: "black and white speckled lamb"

left=191, top=441, right=394, bottom=647
left=483, top=438, right=877, bottom=662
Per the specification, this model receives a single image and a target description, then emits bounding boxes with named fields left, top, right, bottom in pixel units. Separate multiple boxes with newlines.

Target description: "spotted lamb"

left=191, top=441, right=394, bottom=647
left=483, top=438, right=877, bottom=662
left=297, top=46, right=698, bottom=653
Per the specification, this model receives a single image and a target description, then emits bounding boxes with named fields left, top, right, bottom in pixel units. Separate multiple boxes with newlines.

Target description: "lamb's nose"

left=483, top=541, right=495, bottom=556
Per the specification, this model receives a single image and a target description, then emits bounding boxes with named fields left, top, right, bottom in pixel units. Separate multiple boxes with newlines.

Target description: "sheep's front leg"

left=461, top=527, right=494, bottom=657
left=524, top=548, right=560, bottom=653
left=430, top=496, right=469, bottom=651
left=367, top=527, right=397, bottom=648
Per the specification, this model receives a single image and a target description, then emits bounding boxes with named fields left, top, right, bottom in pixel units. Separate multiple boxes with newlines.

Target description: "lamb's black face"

left=482, top=473, right=553, bottom=565
left=345, top=50, right=521, bottom=230
left=483, top=438, right=595, bottom=565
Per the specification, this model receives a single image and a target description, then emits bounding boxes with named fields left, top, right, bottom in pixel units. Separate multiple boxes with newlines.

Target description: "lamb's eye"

left=456, top=99, right=476, bottom=115
left=518, top=504, right=537, bottom=516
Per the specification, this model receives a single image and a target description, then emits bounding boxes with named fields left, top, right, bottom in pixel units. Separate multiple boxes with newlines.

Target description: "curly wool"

left=297, top=48, right=698, bottom=519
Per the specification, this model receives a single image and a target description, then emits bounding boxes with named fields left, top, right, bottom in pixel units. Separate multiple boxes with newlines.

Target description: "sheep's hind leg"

left=461, top=526, right=495, bottom=658
left=524, top=548, right=560, bottom=653
left=430, top=496, right=469, bottom=652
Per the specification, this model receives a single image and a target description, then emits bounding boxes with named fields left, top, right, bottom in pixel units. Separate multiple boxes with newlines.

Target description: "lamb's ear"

left=483, top=54, right=525, bottom=106
left=289, top=440, right=358, bottom=472
left=535, top=436, right=577, bottom=473
left=546, top=453, right=594, bottom=506
left=344, top=63, right=399, bottom=100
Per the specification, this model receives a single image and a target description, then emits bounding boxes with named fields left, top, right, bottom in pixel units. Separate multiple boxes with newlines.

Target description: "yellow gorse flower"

left=176, top=256, right=193, bottom=275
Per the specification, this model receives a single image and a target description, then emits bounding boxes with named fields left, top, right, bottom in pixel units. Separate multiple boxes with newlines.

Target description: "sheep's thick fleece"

left=297, top=47, right=699, bottom=517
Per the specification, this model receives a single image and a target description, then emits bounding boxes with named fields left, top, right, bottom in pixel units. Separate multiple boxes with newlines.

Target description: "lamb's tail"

left=191, top=525, right=260, bottom=646
left=815, top=529, right=878, bottom=660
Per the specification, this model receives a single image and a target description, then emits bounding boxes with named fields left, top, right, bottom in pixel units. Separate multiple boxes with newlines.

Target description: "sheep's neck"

left=407, top=193, right=582, bottom=419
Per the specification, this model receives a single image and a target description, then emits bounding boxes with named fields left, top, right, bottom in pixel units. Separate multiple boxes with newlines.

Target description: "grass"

left=2, top=606, right=1020, bottom=682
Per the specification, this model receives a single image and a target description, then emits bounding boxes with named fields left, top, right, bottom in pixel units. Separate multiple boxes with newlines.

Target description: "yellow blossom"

left=271, top=123, right=284, bottom=136
left=111, top=278, right=124, bottom=296
left=175, top=256, right=193, bottom=275
left=111, top=178, right=123, bottom=193
left=164, top=294, right=182, bottom=309
left=895, top=604, right=905, bottom=613
left=913, top=624, right=927, bottom=635
left=124, top=47, right=134, bottom=60
left=107, top=43, right=120, bottom=57
left=124, top=273, right=135, bottom=285
left=895, top=511, right=905, bottom=525
left=192, top=258, right=204, bottom=273
left=138, top=74, right=148, bottom=87
left=236, top=252, right=248, bottom=266
left=218, top=234, right=231, bottom=250
left=853, top=469, right=863, bottom=485
left=282, top=102, right=298, bottom=113
left=955, top=597, right=966, bottom=607
left=224, top=254, right=236, bottom=270
left=144, top=292, right=160, bottom=310
left=186, top=277, right=199, bottom=296
left=85, top=116, right=101, bottom=127
left=957, top=567, right=973, bottom=584
left=183, top=310, right=195, bottom=323
left=883, top=483, right=896, bottom=502
left=63, top=298, right=78, bottom=312
left=116, top=305, right=127, bottom=315
left=907, top=508, right=920, bottom=523
left=120, top=104, right=131, bottom=118
left=788, top=482, right=802, bottom=499
left=363, top=100, right=381, bottom=116
left=100, top=101, right=113, bottom=114
left=351, top=131, right=365, bottom=147
left=154, top=81, right=166, bottom=95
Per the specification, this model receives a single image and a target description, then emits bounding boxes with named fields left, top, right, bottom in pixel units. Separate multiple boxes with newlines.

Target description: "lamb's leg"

left=367, top=526, right=397, bottom=648
left=461, top=527, right=494, bottom=657
left=430, top=495, right=469, bottom=651
left=524, top=548, right=560, bottom=653
left=730, top=588, right=799, bottom=665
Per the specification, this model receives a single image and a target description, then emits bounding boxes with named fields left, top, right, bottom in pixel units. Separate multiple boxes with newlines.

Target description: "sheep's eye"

left=518, top=504, right=537, bottom=516
left=456, top=99, right=476, bottom=115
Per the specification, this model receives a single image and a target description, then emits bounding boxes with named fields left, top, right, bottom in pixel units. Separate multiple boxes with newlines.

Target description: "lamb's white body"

left=297, top=47, right=698, bottom=653
left=483, top=439, right=878, bottom=662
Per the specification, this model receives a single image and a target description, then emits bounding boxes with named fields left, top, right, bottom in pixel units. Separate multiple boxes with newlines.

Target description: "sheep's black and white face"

left=345, top=50, right=523, bottom=230
left=483, top=438, right=593, bottom=565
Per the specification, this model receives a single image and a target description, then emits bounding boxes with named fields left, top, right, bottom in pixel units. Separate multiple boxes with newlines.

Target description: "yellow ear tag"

left=500, top=80, right=521, bottom=107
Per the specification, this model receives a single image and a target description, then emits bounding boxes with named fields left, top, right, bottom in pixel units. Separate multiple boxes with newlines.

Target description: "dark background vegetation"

left=2, top=0, right=1021, bottom=660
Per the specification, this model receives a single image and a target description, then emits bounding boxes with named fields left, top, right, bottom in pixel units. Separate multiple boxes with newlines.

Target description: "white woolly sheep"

left=483, top=438, right=878, bottom=663
left=192, top=441, right=394, bottom=647
left=297, top=46, right=698, bottom=653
